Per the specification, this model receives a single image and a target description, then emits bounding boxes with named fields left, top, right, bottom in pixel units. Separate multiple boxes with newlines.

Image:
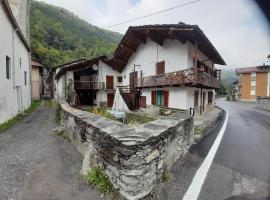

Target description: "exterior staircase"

left=118, top=85, right=140, bottom=110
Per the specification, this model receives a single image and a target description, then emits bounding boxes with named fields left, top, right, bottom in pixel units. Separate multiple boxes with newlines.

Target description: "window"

left=6, top=56, right=11, bottom=79
left=24, top=71, right=27, bottom=85
left=156, top=61, right=165, bottom=75
left=117, top=76, right=123, bottom=83
left=19, top=58, right=21, bottom=68
left=250, top=90, right=255, bottom=96
left=251, top=72, right=256, bottom=86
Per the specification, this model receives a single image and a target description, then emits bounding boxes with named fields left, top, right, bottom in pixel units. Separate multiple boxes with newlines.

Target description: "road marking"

left=183, top=109, right=229, bottom=200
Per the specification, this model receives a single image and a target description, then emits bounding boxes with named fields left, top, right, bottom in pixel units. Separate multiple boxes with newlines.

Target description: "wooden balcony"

left=136, top=67, right=220, bottom=89
left=74, top=81, right=105, bottom=90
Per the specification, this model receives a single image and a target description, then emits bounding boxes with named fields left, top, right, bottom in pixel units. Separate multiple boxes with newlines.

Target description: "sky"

left=37, top=0, right=270, bottom=68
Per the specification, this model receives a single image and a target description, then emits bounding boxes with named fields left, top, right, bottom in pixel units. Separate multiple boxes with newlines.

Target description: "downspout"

left=12, top=28, right=18, bottom=89
left=200, top=87, right=203, bottom=115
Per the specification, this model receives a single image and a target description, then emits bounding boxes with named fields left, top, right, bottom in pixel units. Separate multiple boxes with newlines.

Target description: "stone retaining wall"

left=256, top=96, right=270, bottom=112
left=60, top=103, right=193, bottom=200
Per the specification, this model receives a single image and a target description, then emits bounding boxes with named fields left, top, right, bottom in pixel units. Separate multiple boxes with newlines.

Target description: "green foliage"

left=30, top=1, right=122, bottom=67
left=85, top=166, right=114, bottom=194
left=55, top=103, right=62, bottom=126
left=124, top=112, right=154, bottom=126
left=194, top=127, right=205, bottom=135
left=0, top=100, right=41, bottom=133
left=66, top=80, right=75, bottom=104
left=162, top=169, right=171, bottom=182
left=88, top=107, right=116, bottom=120
left=54, top=130, right=70, bottom=141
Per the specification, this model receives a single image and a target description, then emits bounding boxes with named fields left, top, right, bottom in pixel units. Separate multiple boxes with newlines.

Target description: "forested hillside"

left=30, top=1, right=122, bottom=67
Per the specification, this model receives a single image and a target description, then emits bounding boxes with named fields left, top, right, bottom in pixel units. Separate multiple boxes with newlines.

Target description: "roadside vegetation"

left=88, top=107, right=116, bottom=121
left=124, top=112, right=154, bottom=127
left=54, top=130, right=70, bottom=141
left=0, top=100, right=41, bottom=133
left=85, top=166, right=115, bottom=194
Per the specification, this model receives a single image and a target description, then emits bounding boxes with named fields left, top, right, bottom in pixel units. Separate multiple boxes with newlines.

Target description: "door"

left=164, top=90, right=169, bottom=107
left=151, top=91, right=156, bottom=105
left=140, top=96, right=146, bottom=108
left=194, top=90, right=199, bottom=107
left=16, top=86, right=22, bottom=112
left=202, top=92, right=206, bottom=112
left=129, top=71, right=138, bottom=90
left=107, top=93, right=114, bottom=107
left=106, top=76, right=114, bottom=89
left=157, top=91, right=163, bottom=106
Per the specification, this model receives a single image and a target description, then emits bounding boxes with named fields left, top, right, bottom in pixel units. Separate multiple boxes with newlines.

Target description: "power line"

left=104, top=0, right=203, bottom=29
left=44, top=0, right=203, bottom=45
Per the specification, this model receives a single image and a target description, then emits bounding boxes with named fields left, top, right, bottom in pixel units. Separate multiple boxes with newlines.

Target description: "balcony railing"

left=74, top=81, right=105, bottom=90
left=136, top=67, right=220, bottom=88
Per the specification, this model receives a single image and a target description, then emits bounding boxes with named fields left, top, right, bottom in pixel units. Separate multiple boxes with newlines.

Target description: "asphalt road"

left=198, top=100, right=270, bottom=199
left=0, top=103, right=101, bottom=200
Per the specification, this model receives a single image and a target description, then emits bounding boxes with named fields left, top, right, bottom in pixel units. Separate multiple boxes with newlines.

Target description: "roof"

left=104, top=23, right=226, bottom=72
left=236, top=65, right=270, bottom=74
left=55, top=56, right=106, bottom=80
left=1, top=0, right=30, bottom=51
left=31, top=60, right=43, bottom=67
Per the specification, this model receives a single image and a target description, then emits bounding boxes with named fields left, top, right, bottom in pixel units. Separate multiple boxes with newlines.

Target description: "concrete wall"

left=60, top=103, right=193, bottom=200
left=0, top=2, right=31, bottom=123
left=7, top=0, right=30, bottom=41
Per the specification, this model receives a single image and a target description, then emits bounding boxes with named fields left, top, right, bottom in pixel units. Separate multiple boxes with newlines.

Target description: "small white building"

left=0, top=0, right=31, bottom=123
left=55, top=23, right=225, bottom=114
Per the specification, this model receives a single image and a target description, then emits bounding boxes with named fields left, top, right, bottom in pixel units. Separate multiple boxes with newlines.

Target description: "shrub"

left=89, top=107, right=116, bottom=121
left=66, top=79, right=75, bottom=104
left=85, top=166, right=114, bottom=194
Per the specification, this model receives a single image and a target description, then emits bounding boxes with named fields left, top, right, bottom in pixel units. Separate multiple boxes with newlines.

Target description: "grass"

left=54, top=130, right=70, bottom=141
left=88, top=107, right=117, bottom=121
left=161, top=169, right=171, bottom=182
left=124, top=112, right=154, bottom=127
left=44, top=100, right=53, bottom=107
left=85, top=166, right=114, bottom=194
left=194, top=127, right=205, bottom=135
left=0, top=100, right=41, bottom=133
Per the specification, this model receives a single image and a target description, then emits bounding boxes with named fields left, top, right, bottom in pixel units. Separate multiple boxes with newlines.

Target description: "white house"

left=55, top=23, right=225, bottom=114
left=0, top=0, right=31, bottom=124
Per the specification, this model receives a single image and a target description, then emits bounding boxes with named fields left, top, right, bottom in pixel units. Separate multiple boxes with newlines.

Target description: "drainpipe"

left=12, top=28, right=19, bottom=89
left=200, top=87, right=203, bottom=115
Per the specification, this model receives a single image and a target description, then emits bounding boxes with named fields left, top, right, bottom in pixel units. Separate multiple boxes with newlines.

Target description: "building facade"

left=31, top=59, right=43, bottom=100
left=55, top=23, right=225, bottom=114
left=236, top=66, right=270, bottom=101
left=0, top=0, right=31, bottom=123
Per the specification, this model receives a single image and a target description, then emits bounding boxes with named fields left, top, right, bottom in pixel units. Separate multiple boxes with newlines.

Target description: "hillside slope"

left=30, top=1, right=122, bottom=67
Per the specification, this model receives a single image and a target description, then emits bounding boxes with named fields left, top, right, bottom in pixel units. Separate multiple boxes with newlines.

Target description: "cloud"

left=37, top=0, right=270, bottom=67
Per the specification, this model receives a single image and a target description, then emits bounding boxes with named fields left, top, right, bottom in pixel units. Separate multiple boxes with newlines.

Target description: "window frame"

left=6, top=56, right=11, bottom=80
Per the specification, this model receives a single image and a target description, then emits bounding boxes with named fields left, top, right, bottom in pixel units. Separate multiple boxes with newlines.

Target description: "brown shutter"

left=106, top=76, right=114, bottom=89
left=156, top=61, right=165, bottom=75
left=164, top=90, right=169, bottom=107
left=140, top=96, right=146, bottom=108
left=151, top=91, right=156, bottom=105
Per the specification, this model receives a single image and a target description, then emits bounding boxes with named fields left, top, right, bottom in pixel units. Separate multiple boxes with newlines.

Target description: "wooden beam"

left=171, top=31, right=186, bottom=44
left=113, top=57, right=127, bottom=65
left=121, top=44, right=136, bottom=53
left=146, top=30, right=163, bottom=46
left=133, top=31, right=146, bottom=43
